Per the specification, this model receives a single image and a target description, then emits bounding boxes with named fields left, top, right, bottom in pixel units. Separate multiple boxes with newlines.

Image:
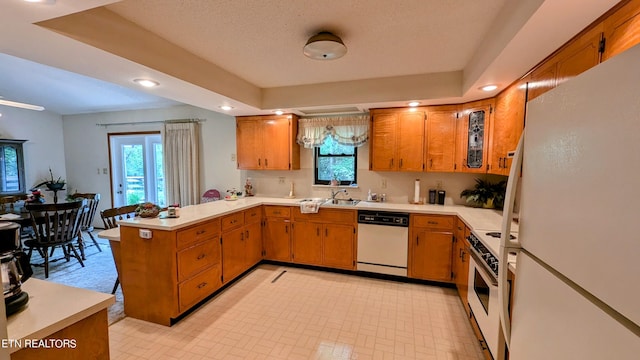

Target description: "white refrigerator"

left=498, top=43, right=640, bottom=359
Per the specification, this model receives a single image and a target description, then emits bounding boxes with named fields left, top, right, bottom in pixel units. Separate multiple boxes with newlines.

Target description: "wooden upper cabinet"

left=455, top=99, right=493, bottom=174
left=555, top=24, right=604, bottom=87
left=603, top=0, right=640, bottom=61
left=236, top=118, right=262, bottom=169
left=370, top=109, right=425, bottom=172
left=425, top=105, right=458, bottom=172
left=489, top=80, right=526, bottom=176
left=370, top=112, right=397, bottom=170
left=235, top=114, right=300, bottom=170
left=527, top=58, right=558, bottom=102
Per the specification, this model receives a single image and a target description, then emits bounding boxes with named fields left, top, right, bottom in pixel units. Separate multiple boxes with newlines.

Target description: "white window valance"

left=296, top=115, right=369, bottom=148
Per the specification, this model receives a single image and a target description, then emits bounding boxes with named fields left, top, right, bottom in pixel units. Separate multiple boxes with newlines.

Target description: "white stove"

left=469, top=229, right=518, bottom=278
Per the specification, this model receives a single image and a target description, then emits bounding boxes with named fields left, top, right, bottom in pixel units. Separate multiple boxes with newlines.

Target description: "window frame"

left=314, top=139, right=358, bottom=186
left=0, top=139, right=27, bottom=196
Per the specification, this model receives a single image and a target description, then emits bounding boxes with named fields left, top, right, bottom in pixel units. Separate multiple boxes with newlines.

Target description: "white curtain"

left=296, top=115, right=369, bottom=148
left=163, top=122, right=200, bottom=206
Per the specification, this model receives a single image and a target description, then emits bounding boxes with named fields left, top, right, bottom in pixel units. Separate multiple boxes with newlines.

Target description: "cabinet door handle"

left=316, top=227, right=320, bottom=236
left=274, top=211, right=281, bottom=215
left=197, top=282, right=208, bottom=289
left=265, top=158, right=268, bottom=167
left=285, top=224, right=288, bottom=234
left=430, top=159, right=433, bottom=168
left=399, top=158, right=403, bottom=168
left=427, top=221, right=438, bottom=225
left=325, top=228, right=328, bottom=237
left=258, top=158, right=261, bottom=166
left=196, top=230, right=206, bottom=235
left=241, top=232, right=244, bottom=241
left=197, top=253, right=206, bottom=260
left=416, top=235, right=419, bottom=245
left=246, top=230, right=249, bottom=239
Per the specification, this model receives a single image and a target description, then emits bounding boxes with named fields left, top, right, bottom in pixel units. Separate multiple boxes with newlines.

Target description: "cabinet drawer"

left=293, top=208, right=356, bottom=224
left=178, top=266, right=221, bottom=312
left=221, top=212, right=245, bottom=231
left=412, top=214, right=454, bottom=230
left=244, top=206, right=262, bottom=224
left=264, top=206, right=291, bottom=218
left=177, top=240, right=221, bottom=282
left=176, top=219, right=221, bottom=250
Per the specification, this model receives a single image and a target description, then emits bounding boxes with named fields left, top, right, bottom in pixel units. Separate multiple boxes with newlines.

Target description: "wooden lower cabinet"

left=119, top=218, right=222, bottom=326
left=292, top=221, right=323, bottom=265
left=222, top=226, right=246, bottom=283
left=221, top=206, right=263, bottom=283
left=10, top=309, right=110, bottom=360
left=454, top=218, right=471, bottom=315
left=263, top=206, right=292, bottom=261
left=291, top=208, right=356, bottom=270
left=322, top=223, right=356, bottom=270
left=409, top=214, right=455, bottom=282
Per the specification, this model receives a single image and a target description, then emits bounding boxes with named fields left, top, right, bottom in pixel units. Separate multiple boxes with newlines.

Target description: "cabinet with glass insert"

left=455, top=99, right=493, bottom=174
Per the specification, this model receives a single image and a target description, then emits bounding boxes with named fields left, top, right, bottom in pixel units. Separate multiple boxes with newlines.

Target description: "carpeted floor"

left=26, top=232, right=125, bottom=324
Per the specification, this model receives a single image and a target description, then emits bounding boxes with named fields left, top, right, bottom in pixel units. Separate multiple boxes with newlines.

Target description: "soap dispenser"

left=367, top=189, right=372, bottom=202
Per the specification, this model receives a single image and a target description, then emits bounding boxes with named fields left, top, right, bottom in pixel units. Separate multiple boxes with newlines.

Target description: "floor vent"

left=271, top=270, right=287, bottom=283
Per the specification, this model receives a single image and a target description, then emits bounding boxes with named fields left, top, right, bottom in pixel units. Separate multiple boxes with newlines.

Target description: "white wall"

left=62, top=105, right=241, bottom=220
left=0, top=107, right=67, bottom=203
left=244, top=142, right=506, bottom=205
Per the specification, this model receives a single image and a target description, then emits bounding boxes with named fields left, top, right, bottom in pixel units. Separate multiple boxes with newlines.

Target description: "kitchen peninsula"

left=6, top=279, right=114, bottom=360
left=111, top=196, right=515, bottom=326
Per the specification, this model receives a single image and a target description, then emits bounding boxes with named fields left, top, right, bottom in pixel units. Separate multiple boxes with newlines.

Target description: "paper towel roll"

left=414, top=179, right=420, bottom=203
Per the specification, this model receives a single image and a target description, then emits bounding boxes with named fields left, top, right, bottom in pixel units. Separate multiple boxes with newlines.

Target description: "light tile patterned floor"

left=109, top=265, right=483, bottom=360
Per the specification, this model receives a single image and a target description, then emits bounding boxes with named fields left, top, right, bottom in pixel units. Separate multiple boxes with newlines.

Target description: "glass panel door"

left=109, top=133, right=164, bottom=207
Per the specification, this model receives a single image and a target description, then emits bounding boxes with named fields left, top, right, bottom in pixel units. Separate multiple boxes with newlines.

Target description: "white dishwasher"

left=357, top=210, right=409, bottom=276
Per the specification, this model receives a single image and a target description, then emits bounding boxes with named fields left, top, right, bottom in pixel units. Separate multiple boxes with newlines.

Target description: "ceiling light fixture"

left=219, top=105, right=233, bottom=111
left=23, top=0, right=56, bottom=4
left=480, top=84, right=498, bottom=92
left=303, top=32, right=347, bottom=60
left=133, top=79, right=159, bottom=88
left=0, top=97, right=45, bottom=111
left=408, top=101, right=420, bottom=107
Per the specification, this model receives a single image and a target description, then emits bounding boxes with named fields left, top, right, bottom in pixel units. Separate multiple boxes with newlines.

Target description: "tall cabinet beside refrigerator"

left=499, top=43, right=640, bottom=358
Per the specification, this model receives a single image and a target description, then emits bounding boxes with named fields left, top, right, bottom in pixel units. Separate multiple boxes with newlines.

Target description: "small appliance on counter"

left=0, top=222, right=32, bottom=315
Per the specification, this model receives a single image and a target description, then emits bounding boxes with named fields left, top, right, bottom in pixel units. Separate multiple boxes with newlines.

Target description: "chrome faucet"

left=330, top=188, right=348, bottom=200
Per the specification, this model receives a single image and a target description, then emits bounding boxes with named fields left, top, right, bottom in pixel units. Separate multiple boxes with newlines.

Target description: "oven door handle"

left=468, top=248, right=498, bottom=287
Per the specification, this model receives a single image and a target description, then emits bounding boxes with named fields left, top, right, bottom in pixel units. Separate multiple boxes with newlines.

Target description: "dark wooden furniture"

left=99, top=204, right=138, bottom=294
left=23, top=201, right=86, bottom=278
left=68, top=193, right=102, bottom=256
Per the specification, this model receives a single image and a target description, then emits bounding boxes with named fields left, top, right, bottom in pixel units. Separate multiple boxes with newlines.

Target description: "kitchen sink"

left=324, top=198, right=360, bottom=206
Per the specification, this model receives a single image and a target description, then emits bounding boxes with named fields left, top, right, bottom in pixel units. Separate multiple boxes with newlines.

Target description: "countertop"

left=114, top=196, right=514, bottom=232
left=6, top=279, right=115, bottom=353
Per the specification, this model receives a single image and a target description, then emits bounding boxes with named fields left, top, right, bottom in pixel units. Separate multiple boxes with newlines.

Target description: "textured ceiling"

left=106, top=0, right=505, bottom=88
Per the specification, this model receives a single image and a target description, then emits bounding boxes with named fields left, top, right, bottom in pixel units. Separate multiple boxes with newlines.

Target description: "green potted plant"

left=460, top=178, right=507, bottom=209
left=32, top=168, right=66, bottom=191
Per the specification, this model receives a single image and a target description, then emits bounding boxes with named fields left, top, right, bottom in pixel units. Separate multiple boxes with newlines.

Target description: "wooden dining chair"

left=100, top=204, right=138, bottom=294
left=69, top=193, right=102, bottom=254
left=23, top=200, right=86, bottom=278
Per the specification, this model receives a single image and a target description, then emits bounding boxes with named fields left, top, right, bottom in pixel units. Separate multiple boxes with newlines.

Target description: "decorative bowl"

left=136, top=202, right=161, bottom=218
left=45, top=182, right=65, bottom=191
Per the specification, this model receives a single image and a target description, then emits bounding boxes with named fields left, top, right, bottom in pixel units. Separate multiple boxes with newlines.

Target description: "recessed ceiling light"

left=408, top=101, right=420, bottom=107
left=133, top=79, right=159, bottom=88
left=219, top=105, right=233, bottom=111
left=273, top=110, right=284, bottom=115
left=480, top=84, right=498, bottom=92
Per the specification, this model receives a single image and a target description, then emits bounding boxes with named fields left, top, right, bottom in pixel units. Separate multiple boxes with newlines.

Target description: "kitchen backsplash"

left=242, top=143, right=506, bottom=205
